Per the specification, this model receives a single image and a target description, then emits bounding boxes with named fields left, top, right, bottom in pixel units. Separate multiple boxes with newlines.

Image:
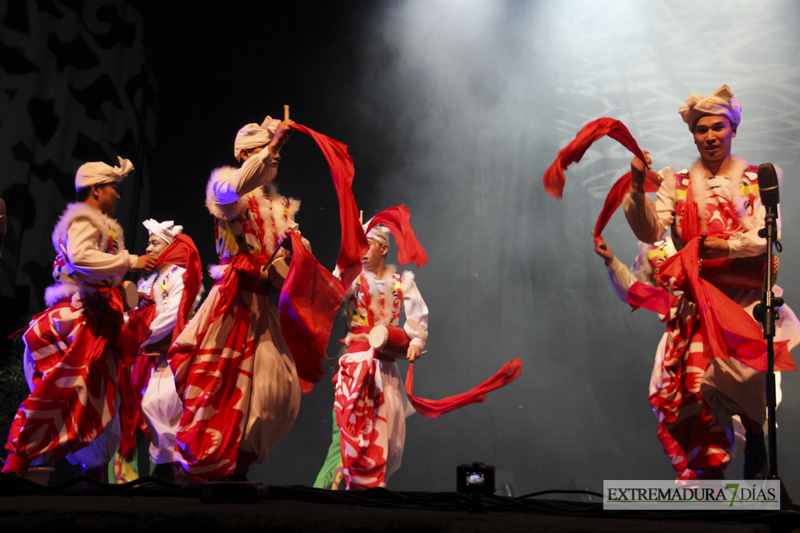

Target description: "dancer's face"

left=693, top=115, right=735, bottom=166
left=361, top=238, right=387, bottom=273
left=94, top=183, right=120, bottom=216
left=146, top=235, right=169, bottom=257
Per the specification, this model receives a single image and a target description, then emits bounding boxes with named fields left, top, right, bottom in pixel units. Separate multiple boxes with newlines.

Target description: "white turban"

left=75, top=156, right=134, bottom=191
left=366, top=225, right=391, bottom=248
left=679, top=84, right=742, bottom=132
left=233, top=115, right=280, bottom=161
left=142, top=219, right=183, bottom=244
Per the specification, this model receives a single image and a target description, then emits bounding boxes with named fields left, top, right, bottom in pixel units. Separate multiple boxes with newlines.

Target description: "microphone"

left=757, top=163, right=780, bottom=243
left=758, top=163, right=780, bottom=208
left=0, top=198, right=6, bottom=258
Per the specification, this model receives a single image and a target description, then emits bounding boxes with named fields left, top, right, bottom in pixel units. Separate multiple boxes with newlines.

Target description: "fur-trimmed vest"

left=205, top=167, right=300, bottom=279
left=46, top=202, right=126, bottom=305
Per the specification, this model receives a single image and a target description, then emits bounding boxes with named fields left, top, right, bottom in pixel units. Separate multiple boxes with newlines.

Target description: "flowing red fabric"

left=655, top=237, right=795, bottom=372
left=544, top=118, right=650, bottom=199
left=4, top=288, right=123, bottom=470
left=274, top=124, right=375, bottom=390
left=279, top=231, right=345, bottom=389
left=593, top=171, right=662, bottom=238
left=119, top=304, right=156, bottom=366
left=365, top=205, right=428, bottom=268
left=117, top=304, right=155, bottom=461
left=625, top=281, right=676, bottom=319
left=116, top=309, right=158, bottom=460
left=404, top=358, right=522, bottom=418
left=289, top=123, right=368, bottom=288
left=115, top=362, right=142, bottom=461
left=170, top=299, right=251, bottom=480
left=210, top=254, right=267, bottom=324
left=168, top=253, right=265, bottom=402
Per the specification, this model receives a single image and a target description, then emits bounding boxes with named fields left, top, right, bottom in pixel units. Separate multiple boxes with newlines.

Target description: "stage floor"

left=1, top=475, right=798, bottom=532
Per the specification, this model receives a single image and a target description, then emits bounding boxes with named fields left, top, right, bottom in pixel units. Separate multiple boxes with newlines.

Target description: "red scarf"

left=279, top=231, right=345, bottom=391
left=273, top=124, right=370, bottom=391
left=405, top=358, right=522, bottom=418
left=541, top=117, right=662, bottom=239
left=543, top=117, right=654, bottom=199
left=365, top=205, right=428, bottom=268
left=289, top=123, right=368, bottom=289
left=655, top=236, right=794, bottom=372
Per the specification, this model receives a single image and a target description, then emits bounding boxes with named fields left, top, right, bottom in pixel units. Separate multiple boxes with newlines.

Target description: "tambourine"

left=699, top=254, right=778, bottom=291
left=368, top=325, right=410, bottom=360
left=261, top=253, right=291, bottom=292
left=119, top=280, right=138, bottom=310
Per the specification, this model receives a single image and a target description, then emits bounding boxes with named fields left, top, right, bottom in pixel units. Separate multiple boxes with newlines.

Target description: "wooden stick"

left=284, top=105, right=290, bottom=121
left=265, top=229, right=294, bottom=268
left=266, top=240, right=284, bottom=266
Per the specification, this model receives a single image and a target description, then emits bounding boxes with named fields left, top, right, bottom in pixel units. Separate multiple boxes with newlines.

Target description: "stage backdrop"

left=0, top=0, right=157, bottom=332
left=4, top=0, right=800, bottom=496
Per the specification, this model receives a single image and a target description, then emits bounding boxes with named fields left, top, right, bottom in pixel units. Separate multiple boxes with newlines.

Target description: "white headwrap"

left=233, top=115, right=280, bottom=161
left=366, top=225, right=391, bottom=248
left=679, top=84, right=742, bottom=132
left=142, top=219, right=183, bottom=244
left=74, top=156, right=134, bottom=191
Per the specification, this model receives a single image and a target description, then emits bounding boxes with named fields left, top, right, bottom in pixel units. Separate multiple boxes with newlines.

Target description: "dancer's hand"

left=630, top=150, right=651, bottom=194
left=593, top=234, right=615, bottom=266
left=698, top=236, right=729, bottom=259
left=406, top=345, right=422, bottom=362
left=269, top=119, right=296, bottom=154
left=134, top=254, right=158, bottom=272
left=276, top=229, right=295, bottom=252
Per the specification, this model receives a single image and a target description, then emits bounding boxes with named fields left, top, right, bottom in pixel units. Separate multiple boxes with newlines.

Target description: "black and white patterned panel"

left=0, top=0, right=155, bottom=330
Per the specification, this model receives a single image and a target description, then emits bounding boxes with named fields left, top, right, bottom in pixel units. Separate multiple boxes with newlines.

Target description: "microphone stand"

left=753, top=202, right=791, bottom=508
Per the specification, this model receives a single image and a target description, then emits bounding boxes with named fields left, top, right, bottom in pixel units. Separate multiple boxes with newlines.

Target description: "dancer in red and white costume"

left=594, top=235, right=675, bottom=396
left=3, top=158, right=156, bottom=479
left=169, top=113, right=303, bottom=481
left=124, top=219, right=202, bottom=480
left=334, top=225, right=428, bottom=489
left=595, top=235, right=713, bottom=479
left=623, top=85, right=800, bottom=479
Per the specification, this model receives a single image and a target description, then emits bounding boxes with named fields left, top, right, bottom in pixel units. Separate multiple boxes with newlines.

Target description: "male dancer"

left=623, top=85, right=800, bottom=479
left=3, top=157, right=156, bottom=479
left=122, top=219, right=202, bottom=480
left=593, top=234, right=704, bottom=478
left=169, top=113, right=303, bottom=481
left=329, top=224, right=428, bottom=489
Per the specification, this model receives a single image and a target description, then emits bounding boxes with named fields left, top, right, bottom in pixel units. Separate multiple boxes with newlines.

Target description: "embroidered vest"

left=213, top=193, right=294, bottom=262
left=52, top=222, right=120, bottom=286
left=673, top=166, right=759, bottom=241
left=348, top=272, right=404, bottom=328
